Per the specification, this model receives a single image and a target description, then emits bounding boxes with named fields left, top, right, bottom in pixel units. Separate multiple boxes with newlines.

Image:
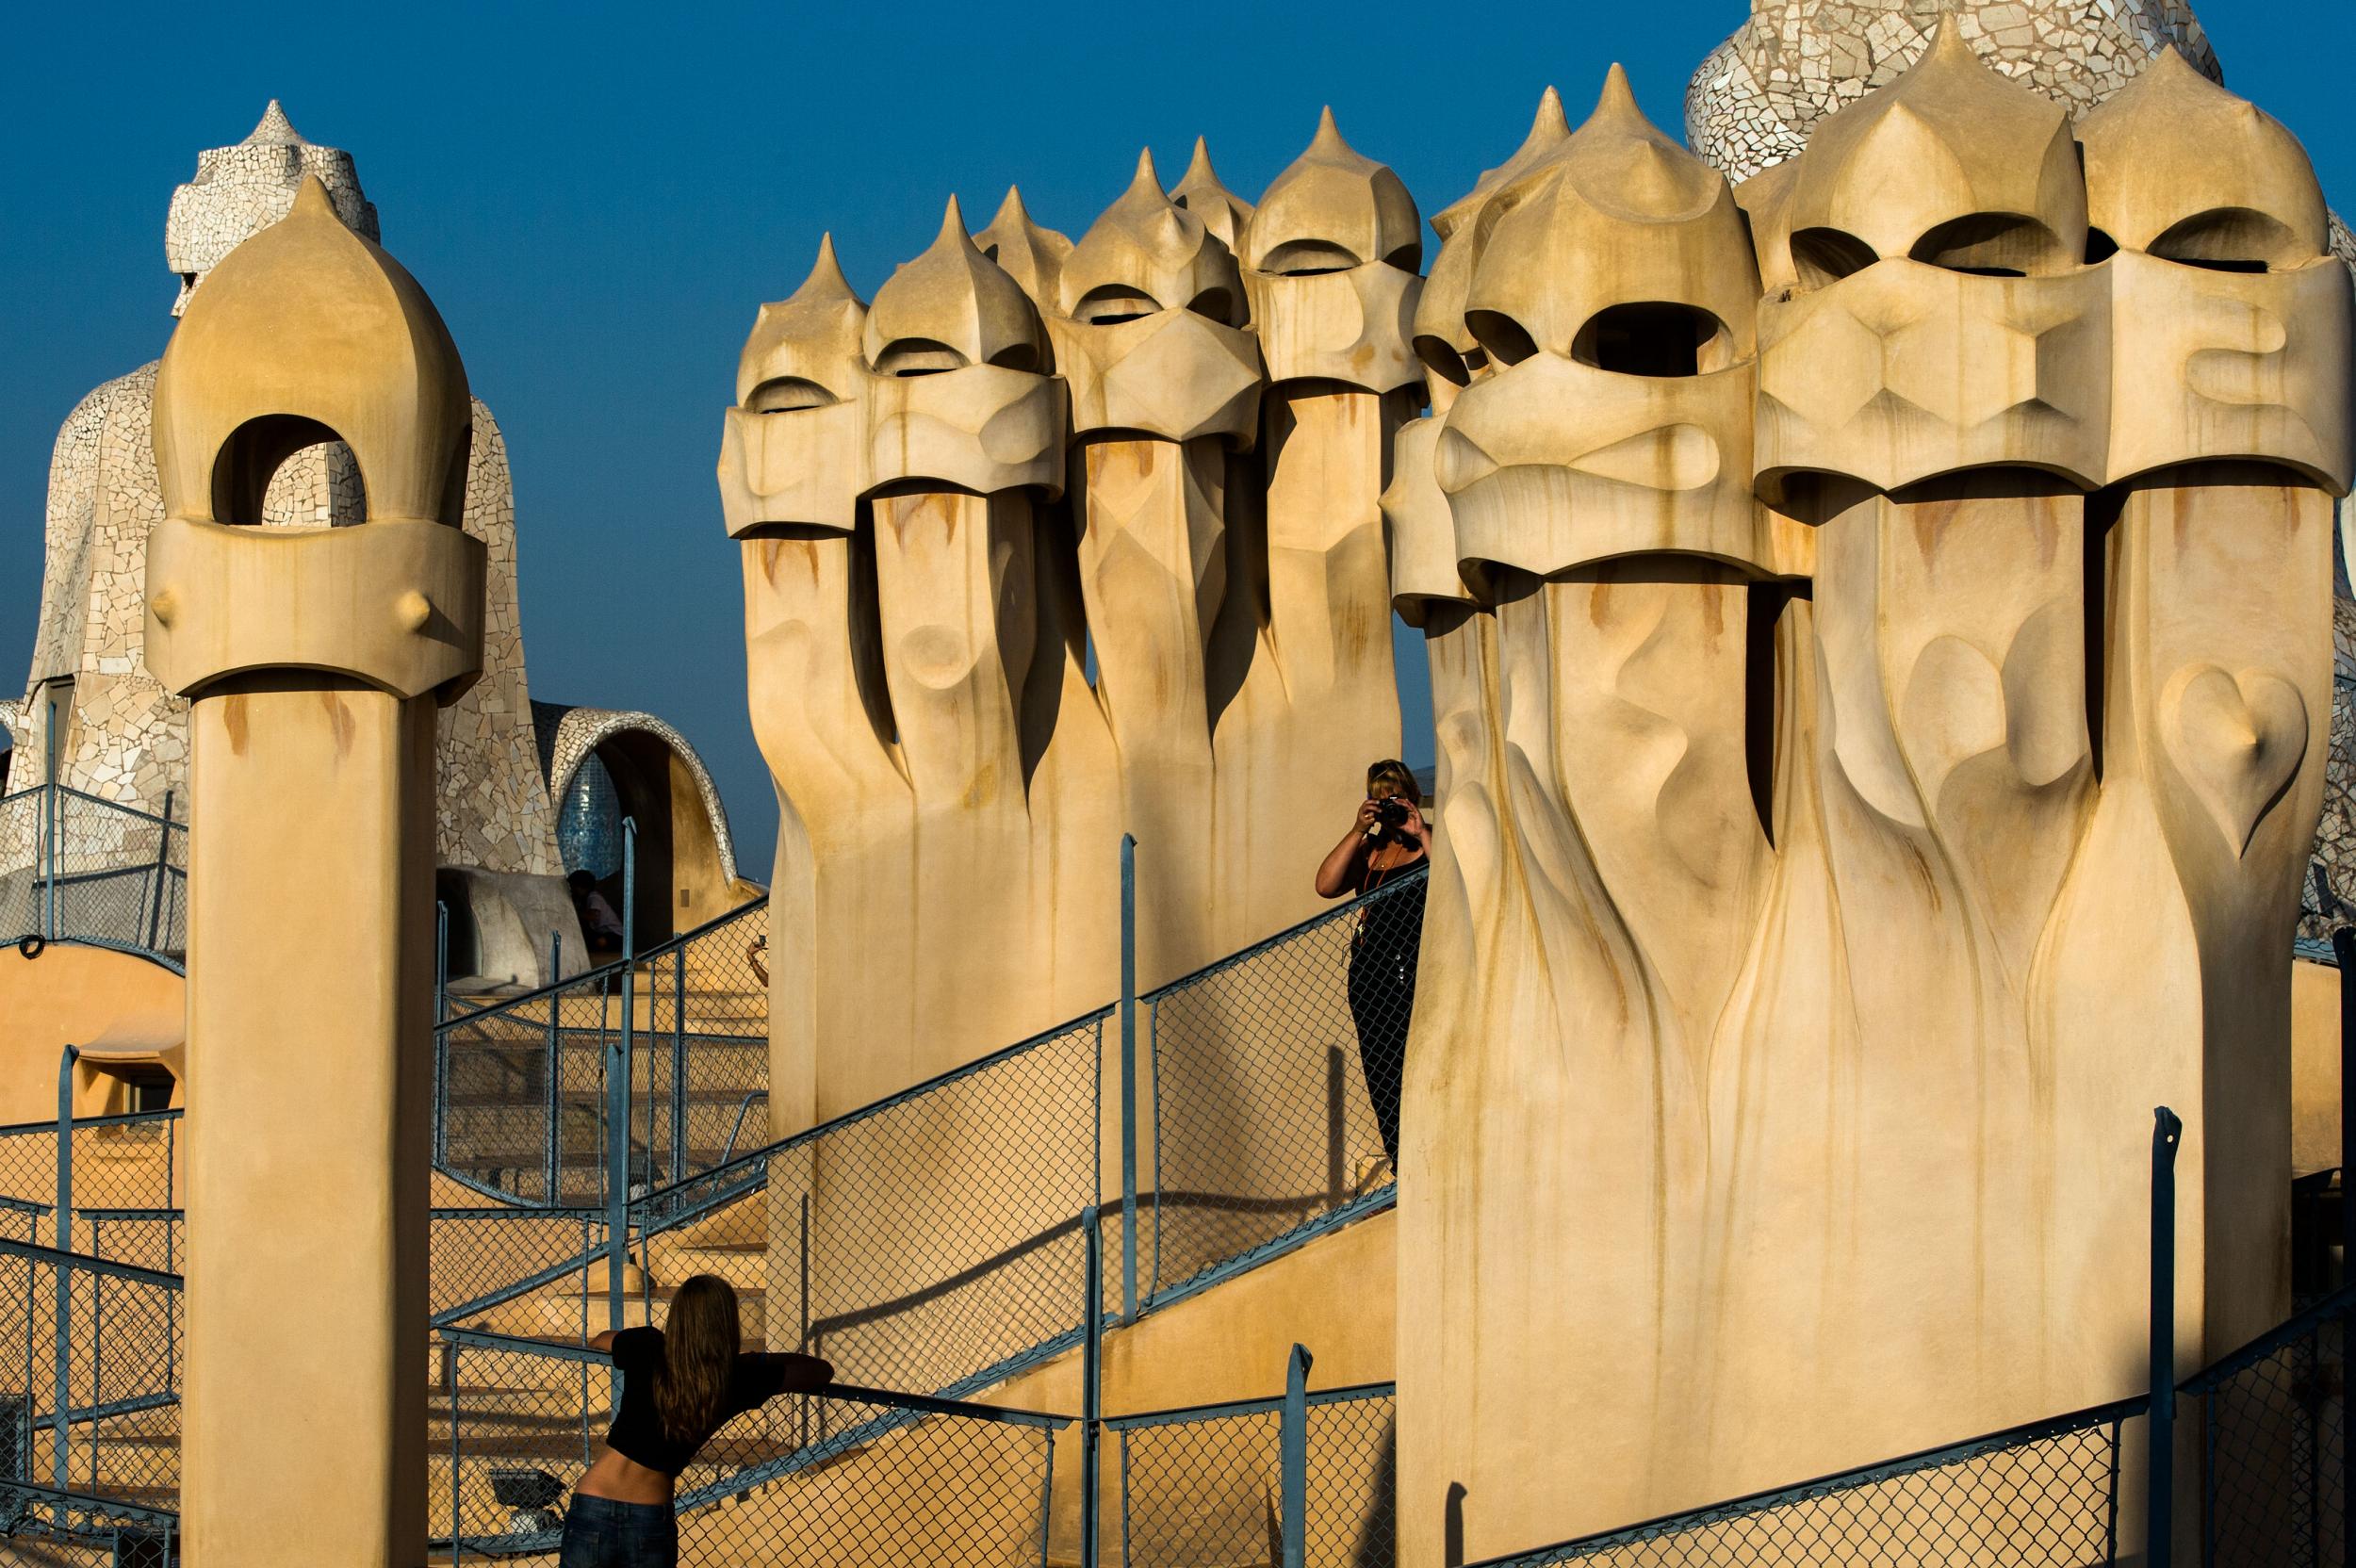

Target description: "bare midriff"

left=574, top=1444, right=674, bottom=1506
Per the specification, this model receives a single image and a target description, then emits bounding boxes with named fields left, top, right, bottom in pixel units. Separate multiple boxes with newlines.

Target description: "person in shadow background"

left=570, top=868, right=626, bottom=951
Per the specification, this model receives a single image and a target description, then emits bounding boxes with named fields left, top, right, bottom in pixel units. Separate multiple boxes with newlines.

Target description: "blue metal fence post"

left=53, top=1044, right=76, bottom=1493
left=448, top=1339, right=464, bottom=1564
left=608, top=818, right=638, bottom=1328
left=434, top=899, right=450, bottom=1165
left=144, top=791, right=174, bottom=952
left=2150, top=1105, right=2182, bottom=1568
left=2336, top=926, right=2356, bottom=1568
left=1281, top=1342, right=1314, bottom=1568
left=41, top=701, right=58, bottom=941
left=670, top=943, right=687, bottom=1184
left=1119, top=835, right=1139, bottom=1323
left=546, top=933, right=563, bottom=1204
left=1082, top=1204, right=1103, bottom=1568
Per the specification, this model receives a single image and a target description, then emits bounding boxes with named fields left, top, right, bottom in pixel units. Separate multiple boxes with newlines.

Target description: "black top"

left=605, top=1327, right=833, bottom=1476
left=1351, top=854, right=1427, bottom=974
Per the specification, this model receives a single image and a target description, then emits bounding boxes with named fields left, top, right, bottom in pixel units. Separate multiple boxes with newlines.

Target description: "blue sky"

left=3, top=1, right=2350, bottom=874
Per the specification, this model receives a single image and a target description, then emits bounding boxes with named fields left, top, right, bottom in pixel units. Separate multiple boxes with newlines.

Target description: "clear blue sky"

left=3, top=1, right=2349, bottom=874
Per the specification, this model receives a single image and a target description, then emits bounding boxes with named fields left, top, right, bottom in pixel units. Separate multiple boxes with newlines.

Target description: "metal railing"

left=1109, top=1349, right=1395, bottom=1568
left=1138, top=864, right=1421, bottom=1315
left=435, top=1326, right=1073, bottom=1565
left=0, top=784, right=188, bottom=968
left=0, top=1480, right=178, bottom=1567
left=426, top=835, right=1424, bottom=1410
left=1471, top=1398, right=2135, bottom=1567
left=627, top=1008, right=1108, bottom=1400
left=0, top=1238, right=1078, bottom=1568
left=2183, top=1282, right=2355, bottom=1567
left=0, top=1238, right=182, bottom=1515
left=608, top=842, right=1424, bottom=1392
left=433, top=890, right=770, bottom=1209
left=0, top=1109, right=178, bottom=1269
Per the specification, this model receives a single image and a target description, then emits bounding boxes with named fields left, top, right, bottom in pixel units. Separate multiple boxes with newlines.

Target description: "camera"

left=1373, top=797, right=1410, bottom=830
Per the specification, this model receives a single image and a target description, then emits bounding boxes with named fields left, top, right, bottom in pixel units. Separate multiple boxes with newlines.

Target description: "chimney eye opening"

left=1908, top=212, right=2064, bottom=278
left=873, top=339, right=970, bottom=378
left=1414, top=335, right=1471, bottom=388
left=2149, top=207, right=2301, bottom=273
left=1074, top=286, right=1162, bottom=326
left=745, top=377, right=839, bottom=414
left=1464, top=310, right=1539, bottom=369
left=1259, top=238, right=1362, bottom=277
left=1571, top=302, right=1732, bottom=378
left=1791, top=227, right=1880, bottom=290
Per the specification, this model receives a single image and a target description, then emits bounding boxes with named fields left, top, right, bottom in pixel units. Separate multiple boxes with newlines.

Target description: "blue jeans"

left=559, top=1493, right=678, bottom=1568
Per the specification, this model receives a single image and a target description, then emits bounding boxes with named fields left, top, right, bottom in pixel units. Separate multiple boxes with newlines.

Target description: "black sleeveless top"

left=605, top=1327, right=833, bottom=1475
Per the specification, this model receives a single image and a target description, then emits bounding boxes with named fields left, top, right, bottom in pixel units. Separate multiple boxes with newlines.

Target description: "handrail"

left=0, top=1107, right=181, bottom=1138
left=435, top=1323, right=1072, bottom=1430
left=0, top=1478, right=182, bottom=1535
left=631, top=1005, right=1112, bottom=1232
left=1102, top=1378, right=1396, bottom=1431
left=430, top=1230, right=609, bottom=1329
left=434, top=892, right=768, bottom=1035
left=50, top=784, right=187, bottom=831
left=1463, top=1394, right=2146, bottom=1567
left=0, top=1234, right=181, bottom=1289
left=31, top=1390, right=180, bottom=1435
left=716, top=1089, right=769, bottom=1166
left=618, top=872, right=1418, bottom=1221
left=1143, top=863, right=1430, bottom=1004
left=2178, top=1278, right=2356, bottom=1394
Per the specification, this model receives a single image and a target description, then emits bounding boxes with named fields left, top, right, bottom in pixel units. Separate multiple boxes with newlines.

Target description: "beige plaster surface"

left=0, top=943, right=183, bottom=1123
left=2292, top=956, right=2341, bottom=1179
left=725, top=122, right=1415, bottom=1137
left=1387, top=29, right=2347, bottom=1564
left=148, top=178, right=481, bottom=1568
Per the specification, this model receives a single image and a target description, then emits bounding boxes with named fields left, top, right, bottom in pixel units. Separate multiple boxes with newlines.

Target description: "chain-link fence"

left=0, top=1114, right=178, bottom=1262
left=436, top=1327, right=1072, bottom=1567
left=1115, top=1396, right=1279, bottom=1568
left=1140, top=868, right=1424, bottom=1311
left=429, top=1208, right=609, bottom=1331
left=632, top=1011, right=1107, bottom=1401
left=1110, top=1374, right=1394, bottom=1568
left=0, top=786, right=187, bottom=965
left=1304, top=1388, right=1396, bottom=1568
left=1469, top=1399, right=2135, bottom=1567
left=2300, top=672, right=2356, bottom=956
left=0, top=1241, right=182, bottom=1516
left=2184, top=1282, right=2353, bottom=1567
left=0, top=1482, right=179, bottom=1567
left=435, top=897, right=769, bottom=1209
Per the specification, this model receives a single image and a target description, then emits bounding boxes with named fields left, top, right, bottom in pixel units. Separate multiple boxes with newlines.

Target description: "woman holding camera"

left=1316, top=760, right=1430, bottom=1174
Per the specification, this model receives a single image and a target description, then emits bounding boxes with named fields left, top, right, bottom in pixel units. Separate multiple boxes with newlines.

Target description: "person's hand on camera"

left=1355, top=797, right=1383, bottom=833
left=1396, top=798, right=1431, bottom=848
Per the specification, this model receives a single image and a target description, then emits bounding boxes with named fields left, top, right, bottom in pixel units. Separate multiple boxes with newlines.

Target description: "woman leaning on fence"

left=562, top=1274, right=833, bottom=1567
left=1315, top=759, right=1430, bottom=1181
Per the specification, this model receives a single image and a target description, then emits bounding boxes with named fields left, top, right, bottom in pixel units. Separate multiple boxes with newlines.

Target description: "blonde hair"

left=655, top=1274, right=742, bottom=1444
left=1366, top=759, right=1419, bottom=807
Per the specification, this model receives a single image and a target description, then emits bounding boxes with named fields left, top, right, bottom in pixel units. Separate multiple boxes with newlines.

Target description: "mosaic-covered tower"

left=4, top=105, right=575, bottom=983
